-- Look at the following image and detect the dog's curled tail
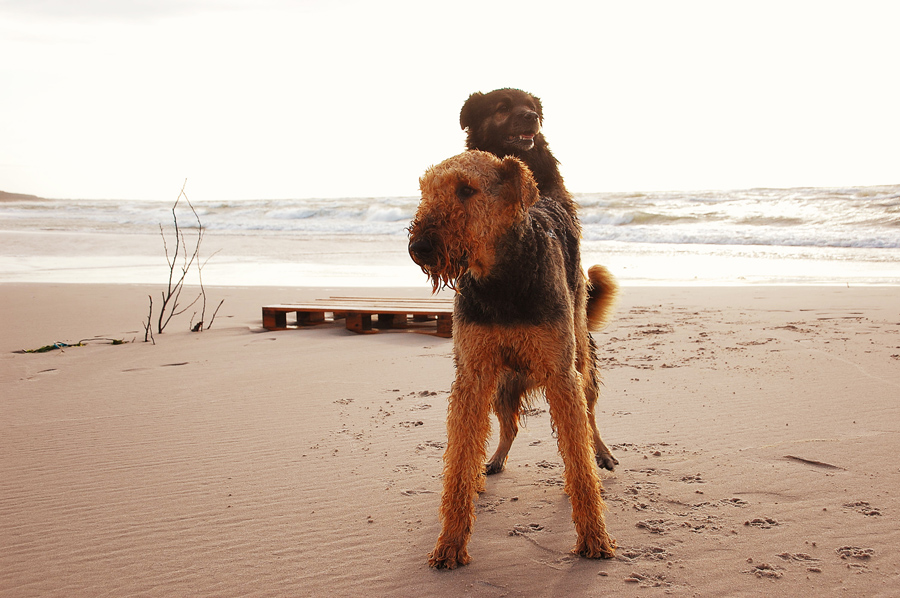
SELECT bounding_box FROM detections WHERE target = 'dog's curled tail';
[586,265,618,331]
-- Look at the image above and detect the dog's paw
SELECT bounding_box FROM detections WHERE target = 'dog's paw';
[595,451,619,471]
[428,542,471,569]
[484,459,505,475]
[573,532,617,560]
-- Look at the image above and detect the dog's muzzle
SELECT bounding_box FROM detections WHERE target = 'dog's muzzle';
[504,110,540,151]
[408,237,436,267]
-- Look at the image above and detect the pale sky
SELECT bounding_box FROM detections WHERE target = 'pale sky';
[1,0,898,201]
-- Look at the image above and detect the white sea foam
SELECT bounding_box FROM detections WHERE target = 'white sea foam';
[2,184,899,285]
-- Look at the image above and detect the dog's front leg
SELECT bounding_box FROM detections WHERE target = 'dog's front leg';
[546,369,617,559]
[428,369,495,569]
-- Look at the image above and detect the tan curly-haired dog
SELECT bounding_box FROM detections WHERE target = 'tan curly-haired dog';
[408,150,617,569]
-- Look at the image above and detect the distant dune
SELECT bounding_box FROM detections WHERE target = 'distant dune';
[0,190,45,201]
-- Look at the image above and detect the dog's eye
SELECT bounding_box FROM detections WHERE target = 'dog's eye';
[456,184,478,201]
[496,103,509,114]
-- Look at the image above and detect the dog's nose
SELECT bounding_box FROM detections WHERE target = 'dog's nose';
[523,110,539,122]
[409,238,435,264]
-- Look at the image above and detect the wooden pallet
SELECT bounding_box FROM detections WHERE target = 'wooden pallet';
[262,297,454,337]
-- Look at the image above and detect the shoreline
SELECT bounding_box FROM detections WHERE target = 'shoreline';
[3,227,899,287]
[2,282,899,596]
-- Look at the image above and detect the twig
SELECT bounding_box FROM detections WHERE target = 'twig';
[783,455,846,470]
[206,299,225,330]
[143,294,155,344]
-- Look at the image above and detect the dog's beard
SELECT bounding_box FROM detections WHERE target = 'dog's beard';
[409,233,468,293]
[419,253,467,294]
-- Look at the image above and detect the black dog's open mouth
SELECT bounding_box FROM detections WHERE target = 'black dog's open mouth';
[504,132,536,150]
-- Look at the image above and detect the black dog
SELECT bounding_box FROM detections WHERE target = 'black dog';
[458,88,619,474]
[460,88,573,214]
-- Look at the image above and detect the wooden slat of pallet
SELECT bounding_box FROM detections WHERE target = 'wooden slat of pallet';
[264,302,451,314]
[316,297,454,310]
[262,298,454,337]
[324,296,453,304]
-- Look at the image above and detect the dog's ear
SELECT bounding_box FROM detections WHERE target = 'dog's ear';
[497,156,539,210]
[460,92,485,130]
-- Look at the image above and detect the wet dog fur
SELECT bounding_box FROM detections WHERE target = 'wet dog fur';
[408,150,617,568]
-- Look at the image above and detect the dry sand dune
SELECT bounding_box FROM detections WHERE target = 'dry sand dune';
[1,283,898,597]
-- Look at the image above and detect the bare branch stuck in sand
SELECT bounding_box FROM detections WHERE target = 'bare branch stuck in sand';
[143,180,223,339]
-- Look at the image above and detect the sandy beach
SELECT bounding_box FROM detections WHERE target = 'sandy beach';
[1,282,898,597]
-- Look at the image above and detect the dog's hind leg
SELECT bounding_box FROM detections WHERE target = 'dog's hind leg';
[584,350,618,471]
[486,373,526,475]
[587,395,618,471]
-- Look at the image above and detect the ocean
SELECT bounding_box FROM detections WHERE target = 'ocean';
[1,184,898,287]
